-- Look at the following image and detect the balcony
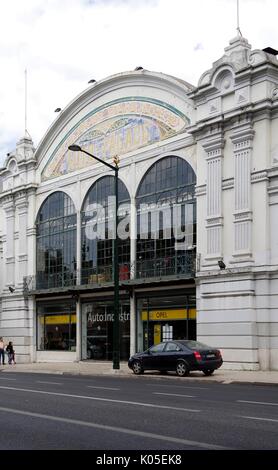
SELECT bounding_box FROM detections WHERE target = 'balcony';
[23,253,195,294]
[136,252,195,281]
[81,263,130,285]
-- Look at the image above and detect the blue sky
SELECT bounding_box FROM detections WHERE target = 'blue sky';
[0,0,278,166]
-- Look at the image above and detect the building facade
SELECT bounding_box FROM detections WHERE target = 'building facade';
[1,35,278,369]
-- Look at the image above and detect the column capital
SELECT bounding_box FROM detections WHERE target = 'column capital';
[230,124,255,147]
[202,134,225,159]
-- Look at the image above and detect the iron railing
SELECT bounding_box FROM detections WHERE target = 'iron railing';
[136,252,195,280]
[23,252,195,293]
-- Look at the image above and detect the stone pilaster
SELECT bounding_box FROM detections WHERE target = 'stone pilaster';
[230,124,255,262]
[3,195,15,288]
[15,191,29,287]
[202,133,225,265]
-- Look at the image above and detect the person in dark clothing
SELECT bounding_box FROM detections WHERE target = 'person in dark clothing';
[6,341,16,365]
[0,337,5,365]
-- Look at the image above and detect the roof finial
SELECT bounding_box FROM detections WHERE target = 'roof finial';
[236,0,243,37]
[25,69,27,134]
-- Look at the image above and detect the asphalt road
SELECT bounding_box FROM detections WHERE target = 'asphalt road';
[0,371,277,450]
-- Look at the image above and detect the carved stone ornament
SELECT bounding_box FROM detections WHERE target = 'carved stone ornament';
[235,87,250,105]
[198,70,211,87]
[271,88,278,100]
[214,69,234,93]
[248,50,266,66]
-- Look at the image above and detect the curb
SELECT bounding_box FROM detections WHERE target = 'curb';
[1,367,278,385]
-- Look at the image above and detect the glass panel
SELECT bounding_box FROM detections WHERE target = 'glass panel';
[37,301,76,351]
[81,176,130,284]
[165,342,180,352]
[36,192,77,289]
[136,156,196,279]
[84,300,130,360]
[149,343,165,353]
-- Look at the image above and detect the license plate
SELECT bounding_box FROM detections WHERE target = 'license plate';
[206,354,215,358]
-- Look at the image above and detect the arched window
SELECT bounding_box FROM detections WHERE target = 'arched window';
[36,192,77,289]
[136,156,196,279]
[81,176,130,284]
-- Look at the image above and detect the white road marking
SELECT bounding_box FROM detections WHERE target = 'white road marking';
[36,381,62,386]
[87,386,120,391]
[146,384,209,390]
[0,406,231,450]
[0,377,17,381]
[0,385,200,413]
[240,416,278,423]
[237,400,278,407]
[153,392,195,398]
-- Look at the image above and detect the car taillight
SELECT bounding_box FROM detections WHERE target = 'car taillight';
[216,350,222,358]
[194,351,202,361]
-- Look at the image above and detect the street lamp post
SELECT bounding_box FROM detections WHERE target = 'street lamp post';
[68,144,120,370]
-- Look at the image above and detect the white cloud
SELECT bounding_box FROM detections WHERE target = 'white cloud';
[0,0,278,166]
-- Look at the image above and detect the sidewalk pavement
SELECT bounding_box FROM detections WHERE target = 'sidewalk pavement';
[1,361,278,385]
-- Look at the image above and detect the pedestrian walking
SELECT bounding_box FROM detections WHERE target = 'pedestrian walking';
[0,337,5,365]
[6,341,16,364]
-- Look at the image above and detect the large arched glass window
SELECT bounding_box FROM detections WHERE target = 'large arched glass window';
[136,156,196,279]
[81,176,130,284]
[36,192,77,289]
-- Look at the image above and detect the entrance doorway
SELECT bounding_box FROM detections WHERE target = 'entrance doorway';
[81,299,130,361]
[137,294,196,351]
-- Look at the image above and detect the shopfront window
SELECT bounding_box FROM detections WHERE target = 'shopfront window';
[137,294,196,352]
[136,156,196,279]
[82,299,130,360]
[36,192,77,289]
[81,176,130,285]
[37,301,76,351]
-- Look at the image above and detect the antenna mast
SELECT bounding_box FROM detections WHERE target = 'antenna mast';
[236,0,242,37]
[24,68,28,135]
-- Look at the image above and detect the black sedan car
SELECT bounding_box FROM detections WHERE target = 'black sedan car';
[128,340,223,377]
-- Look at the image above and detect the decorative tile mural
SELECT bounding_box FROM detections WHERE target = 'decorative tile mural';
[42,97,189,181]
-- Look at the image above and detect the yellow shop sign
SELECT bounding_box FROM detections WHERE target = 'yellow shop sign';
[41,314,77,325]
[141,308,196,321]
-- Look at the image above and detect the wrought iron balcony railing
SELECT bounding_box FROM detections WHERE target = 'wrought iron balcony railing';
[23,253,195,293]
[81,263,130,285]
[136,252,195,280]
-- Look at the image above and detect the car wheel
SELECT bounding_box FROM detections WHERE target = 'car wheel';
[203,369,214,376]
[132,360,144,375]
[176,360,189,377]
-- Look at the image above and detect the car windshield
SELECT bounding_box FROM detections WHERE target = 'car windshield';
[177,340,213,350]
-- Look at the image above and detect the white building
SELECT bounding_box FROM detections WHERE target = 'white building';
[1,35,278,370]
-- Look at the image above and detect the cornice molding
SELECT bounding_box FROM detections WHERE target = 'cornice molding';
[27,227,36,237]
[251,170,269,184]
[222,178,234,190]
[230,127,255,146]
[0,184,38,204]
[195,185,206,196]
[202,134,225,156]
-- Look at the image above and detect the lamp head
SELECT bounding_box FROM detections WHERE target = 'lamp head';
[68,145,82,152]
